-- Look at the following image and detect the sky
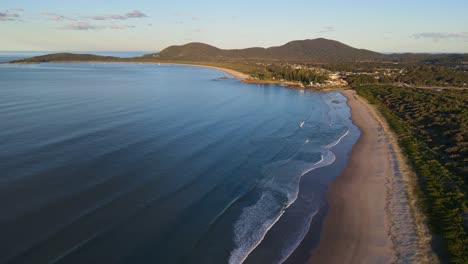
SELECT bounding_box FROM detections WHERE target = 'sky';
[1,0,467,53]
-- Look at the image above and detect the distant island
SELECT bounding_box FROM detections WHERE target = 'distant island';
[9,38,468,89]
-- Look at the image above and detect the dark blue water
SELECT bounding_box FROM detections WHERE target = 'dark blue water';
[0,63,356,264]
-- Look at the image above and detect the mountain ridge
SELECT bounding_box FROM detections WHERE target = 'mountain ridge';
[147,38,385,63]
[9,38,468,65]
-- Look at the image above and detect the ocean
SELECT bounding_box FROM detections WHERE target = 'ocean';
[0,62,358,264]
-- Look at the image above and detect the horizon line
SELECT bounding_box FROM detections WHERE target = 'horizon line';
[1,50,467,55]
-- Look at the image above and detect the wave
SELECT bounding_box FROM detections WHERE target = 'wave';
[229,192,285,264]
[277,205,320,263]
[228,127,350,264]
[324,128,350,150]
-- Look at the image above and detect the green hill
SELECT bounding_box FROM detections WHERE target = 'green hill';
[147,38,384,63]
[9,53,124,63]
[8,38,468,65]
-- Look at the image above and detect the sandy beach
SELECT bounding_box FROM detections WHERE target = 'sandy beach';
[154,62,250,79]
[200,65,250,79]
[307,90,435,264]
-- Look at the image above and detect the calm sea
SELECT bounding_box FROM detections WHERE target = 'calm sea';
[0,63,357,264]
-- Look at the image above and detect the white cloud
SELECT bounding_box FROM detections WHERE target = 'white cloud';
[88,10,147,20]
[62,22,99,30]
[109,24,135,30]
[318,26,335,33]
[0,10,21,21]
[61,22,135,30]
[412,32,468,40]
[42,12,75,22]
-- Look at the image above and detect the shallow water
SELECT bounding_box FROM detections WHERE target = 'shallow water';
[0,63,355,264]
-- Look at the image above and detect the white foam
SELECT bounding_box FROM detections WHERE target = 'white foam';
[229,192,285,264]
[228,154,331,264]
[278,205,320,263]
[228,128,350,264]
[324,128,350,150]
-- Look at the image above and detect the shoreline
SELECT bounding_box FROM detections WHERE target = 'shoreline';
[4,60,345,89]
[153,62,250,79]
[245,91,360,264]
[306,90,435,263]
[4,60,251,80]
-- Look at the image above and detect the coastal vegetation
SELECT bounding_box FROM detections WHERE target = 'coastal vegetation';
[345,64,468,88]
[356,86,468,263]
[252,64,329,85]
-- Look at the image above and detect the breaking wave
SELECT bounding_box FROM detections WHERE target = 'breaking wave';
[228,127,350,264]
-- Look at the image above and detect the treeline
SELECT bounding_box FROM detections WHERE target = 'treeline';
[253,64,329,85]
[397,65,467,87]
[345,65,468,87]
[356,86,467,263]
[324,62,402,72]
[346,74,386,86]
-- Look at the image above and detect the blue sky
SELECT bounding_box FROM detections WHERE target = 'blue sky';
[1,0,467,52]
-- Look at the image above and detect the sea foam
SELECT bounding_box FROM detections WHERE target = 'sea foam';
[228,126,350,264]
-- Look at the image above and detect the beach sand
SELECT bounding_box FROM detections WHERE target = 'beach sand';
[155,62,250,79]
[306,90,435,264]
[194,65,249,79]
[206,66,250,79]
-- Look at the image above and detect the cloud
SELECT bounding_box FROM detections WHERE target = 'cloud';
[42,12,75,21]
[412,32,468,40]
[0,10,22,21]
[109,24,135,30]
[61,22,135,30]
[62,22,99,30]
[123,10,146,18]
[88,10,147,20]
[318,26,335,33]
[185,28,202,34]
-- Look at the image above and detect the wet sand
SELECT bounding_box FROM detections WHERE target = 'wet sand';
[307,90,435,264]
